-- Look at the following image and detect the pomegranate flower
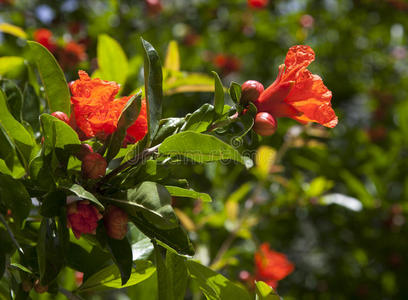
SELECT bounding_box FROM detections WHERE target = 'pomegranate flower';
[69,71,148,142]
[103,205,128,240]
[67,200,102,239]
[254,243,294,289]
[33,28,57,53]
[254,45,338,128]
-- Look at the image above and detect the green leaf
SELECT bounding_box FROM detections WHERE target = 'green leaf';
[186,260,250,300]
[106,93,142,162]
[255,281,280,300]
[37,218,66,285]
[159,131,244,164]
[40,190,66,217]
[22,84,41,131]
[141,38,163,143]
[166,251,188,300]
[0,174,30,227]
[0,79,23,122]
[165,41,180,72]
[60,183,104,209]
[153,242,171,300]
[28,41,71,115]
[165,186,212,202]
[163,72,214,95]
[0,89,34,169]
[106,181,177,229]
[0,23,27,39]
[106,236,133,285]
[97,34,129,86]
[131,215,194,256]
[153,117,185,145]
[229,81,241,105]
[212,71,224,116]
[0,56,25,79]
[182,104,215,133]
[78,260,155,293]
[0,124,16,170]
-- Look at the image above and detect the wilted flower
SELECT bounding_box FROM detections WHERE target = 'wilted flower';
[69,70,148,142]
[254,45,338,128]
[254,243,294,289]
[67,200,102,239]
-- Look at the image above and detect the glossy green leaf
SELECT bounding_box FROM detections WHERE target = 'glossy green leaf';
[0,174,30,227]
[97,34,129,86]
[106,93,142,162]
[165,40,180,72]
[106,181,177,229]
[37,218,67,285]
[255,281,280,300]
[186,260,250,300]
[166,251,188,300]
[141,38,163,143]
[0,89,34,169]
[0,124,16,170]
[0,79,23,123]
[159,131,244,164]
[106,236,133,285]
[165,186,212,202]
[153,117,185,145]
[182,104,215,133]
[229,81,241,105]
[22,84,41,131]
[78,260,155,293]
[131,214,194,256]
[28,41,71,115]
[153,243,172,300]
[60,183,104,209]
[212,71,224,116]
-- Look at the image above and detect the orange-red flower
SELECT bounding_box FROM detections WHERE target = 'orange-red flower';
[33,28,57,53]
[254,243,294,289]
[248,0,269,9]
[67,200,102,239]
[69,71,148,142]
[254,45,338,128]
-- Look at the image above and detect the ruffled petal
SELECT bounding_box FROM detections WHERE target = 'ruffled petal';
[283,45,315,82]
[286,70,338,128]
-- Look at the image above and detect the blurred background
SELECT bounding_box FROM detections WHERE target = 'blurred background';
[1,0,408,299]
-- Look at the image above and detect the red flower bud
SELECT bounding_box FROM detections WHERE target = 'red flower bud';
[81,153,107,179]
[34,280,48,294]
[240,80,264,104]
[104,205,128,240]
[76,143,93,161]
[253,112,277,136]
[248,0,269,9]
[51,111,69,124]
[67,200,103,239]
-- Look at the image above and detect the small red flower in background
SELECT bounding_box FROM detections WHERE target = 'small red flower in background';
[248,0,269,9]
[33,28,57,53]
[254,45,338,128]
[75,271,84,286]
[145,0,163,15]
[67,200,103,239]
[69,71,148,142]
[213,54,241,76]
[300,14,314,29]
[254,243,294,289]
[58,41,87,70]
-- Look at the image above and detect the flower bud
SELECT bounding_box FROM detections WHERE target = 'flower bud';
[104,205,128,240]
[253,112,277,136]
[51,111,69,124]
[34,280,48,294]
[67,200,103,239]
[76,143,93,161]
[240,80,264,105]
[81,153,107,179]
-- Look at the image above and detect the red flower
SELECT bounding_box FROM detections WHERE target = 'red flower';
[58,41,87,69]
[248,0,269,9]
[254,45,338,128]
[103,205,128,240]
[67,200,102,239]
[33,28,57,53]
[69,71,148,142]
[254,243,294,289]
[213,54,241,75]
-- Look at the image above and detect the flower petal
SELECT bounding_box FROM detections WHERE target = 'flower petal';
[283,45,315,82]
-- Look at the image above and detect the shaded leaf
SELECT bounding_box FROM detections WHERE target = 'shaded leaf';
[0,79,23,122]
[60,183,104,209]
[212,71,224,116]
[165,186,212,202]
[182,104,215,133]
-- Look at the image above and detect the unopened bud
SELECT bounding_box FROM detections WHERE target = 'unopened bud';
[81,153,107,179]
[104,205,128,240]
[76,143,93,161]
[253,112,277,136]
[240,80,264,105]
[51,111,69,124]
[34,280,48,294]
